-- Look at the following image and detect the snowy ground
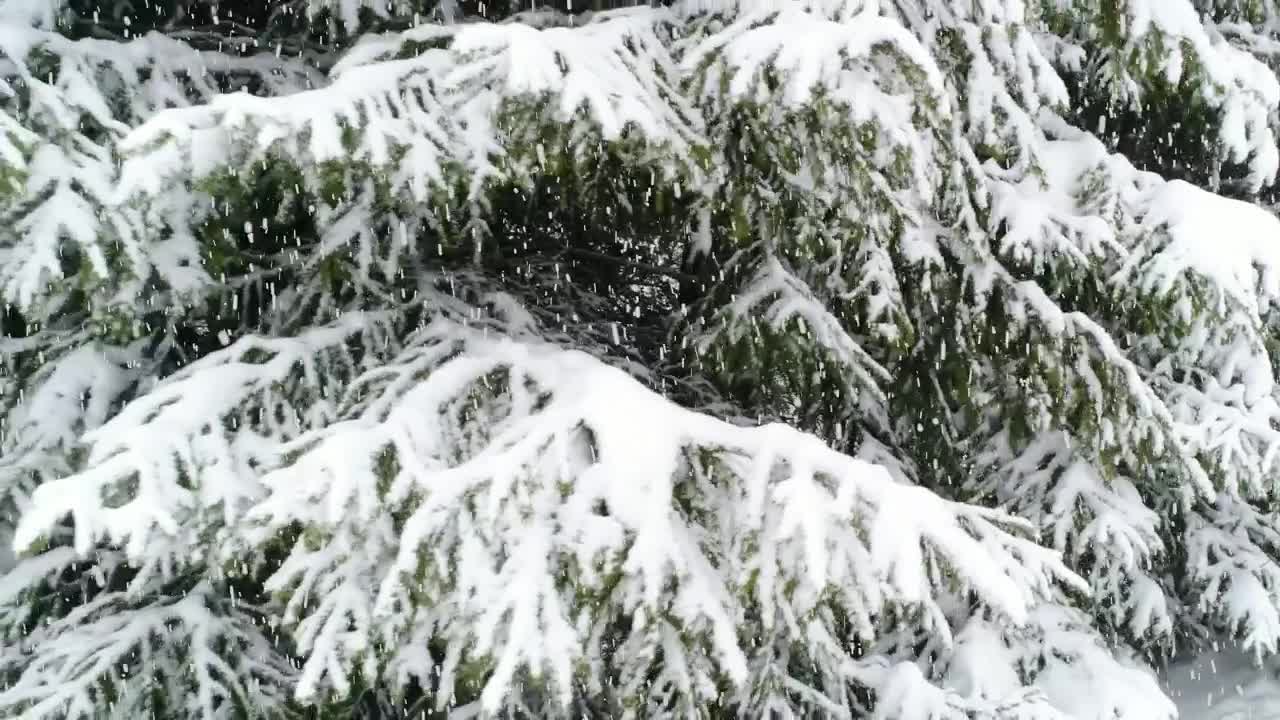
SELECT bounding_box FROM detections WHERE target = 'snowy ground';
[1166,647,1280,719]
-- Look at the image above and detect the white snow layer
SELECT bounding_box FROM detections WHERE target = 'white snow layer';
[10,0,1280,717]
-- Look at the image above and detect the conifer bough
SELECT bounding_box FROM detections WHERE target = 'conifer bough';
[3,0,1280,717]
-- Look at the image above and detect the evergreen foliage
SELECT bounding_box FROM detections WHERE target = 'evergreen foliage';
[5,0,1280,718]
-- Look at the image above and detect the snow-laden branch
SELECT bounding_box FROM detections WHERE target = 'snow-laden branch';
[0,24,321,312]
[13,311,394,561]
[0,572,296,720]
[12,316,1080,712]
[121,11,698,207]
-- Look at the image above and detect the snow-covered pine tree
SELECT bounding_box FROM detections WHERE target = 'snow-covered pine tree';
[5,0,1280,718]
